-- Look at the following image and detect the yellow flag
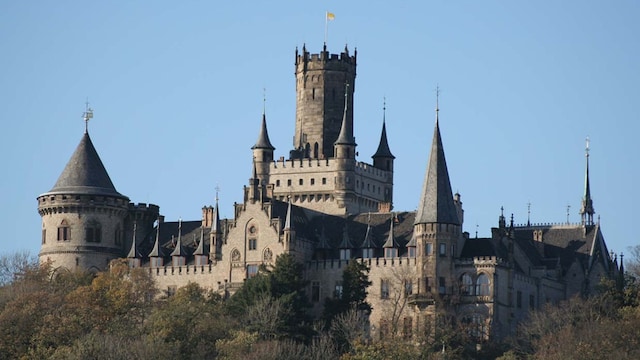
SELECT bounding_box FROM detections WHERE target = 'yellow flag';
[327,12,335,21]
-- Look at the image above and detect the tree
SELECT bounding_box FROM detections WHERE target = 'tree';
[147,282,232,359]
[323,260,372,325]
[226,253,312,340]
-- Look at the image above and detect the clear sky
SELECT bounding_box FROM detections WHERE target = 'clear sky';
[1,1,638,260]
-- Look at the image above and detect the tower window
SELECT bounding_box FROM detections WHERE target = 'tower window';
[276,179,281,187]
[439,243,446,257]
[311,281,321,302]
[287,179,292,186]
[311,178,315,186]
[312,88,315,100]
[425,243,433,255]
[299,179,304,185]
[322,178,326,185]
[249,238,257,250]
[85,222,102,243]
[57,220,70,241]
[42,229,46,244]
[115,228,122,246]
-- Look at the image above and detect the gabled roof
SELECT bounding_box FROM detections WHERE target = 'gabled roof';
[45,132,127,198]
[415,120,459,225]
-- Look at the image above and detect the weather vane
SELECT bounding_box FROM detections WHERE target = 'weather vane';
[83,99,93,133]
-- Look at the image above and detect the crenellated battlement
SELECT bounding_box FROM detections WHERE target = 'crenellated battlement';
[295,48,356,68]
[307,256,417,271]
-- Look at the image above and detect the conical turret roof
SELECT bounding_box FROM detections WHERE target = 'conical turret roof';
[415,119,460,225]
[334,88,356,146]
[251,113,275,150]
[45,132,126,198]
[372,120,394,159]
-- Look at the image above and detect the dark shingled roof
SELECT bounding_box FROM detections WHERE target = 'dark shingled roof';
[372,121,395,159]
[252,113,275,150]
[415,121,459,225]
[45,132,126,198]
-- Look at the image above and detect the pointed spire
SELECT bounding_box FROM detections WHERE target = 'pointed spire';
[149,217,164,257]
[171,218,185,256]
[339,221,353,249]
[361,213,374,248]
[334,83,356,146]
[252,102,275,150]
[372,99,395,159]
[193,225,206,255]
[414,93,460,225]
[284,196,293,231]
[127,221,139,258]
[383,214,398,248]
[580,137,595,225]
[211,189,220,234]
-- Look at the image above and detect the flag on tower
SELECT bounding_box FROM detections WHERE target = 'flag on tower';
[327,12,335,21]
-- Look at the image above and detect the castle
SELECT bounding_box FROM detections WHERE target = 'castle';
[37,43,622,341]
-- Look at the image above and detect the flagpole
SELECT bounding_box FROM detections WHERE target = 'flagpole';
[324,11,328,45]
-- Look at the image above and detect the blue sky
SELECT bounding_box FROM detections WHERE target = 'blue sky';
[1,1,638,259]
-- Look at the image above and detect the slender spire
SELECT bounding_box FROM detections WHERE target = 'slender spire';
[580,137,595,225]
[171,218,185,257]
[334,83,356,146]
[211,187,220,233]
[339,221,353,249]
[149,217,164,257]
[127,221,138,258]
[383,214,398,248]
[415,91,460,225]
[284,196,293,230]
[252,105,275,150]
[193,224,206,255]
[372,98,395,159]
[361,213,374,248]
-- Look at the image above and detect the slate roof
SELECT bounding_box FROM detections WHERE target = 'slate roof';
[415,120,459,225]
[372,121,395,159]
[44,132,127,199]
[252,113,275,150]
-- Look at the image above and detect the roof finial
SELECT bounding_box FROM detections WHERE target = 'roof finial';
[215,184,220,203]
[83,99,93,134]
[435,85,440,124]
[527,201,532,226]
[585,136,590,158]
[382,95,387,128]
[566,204,571,224]
[262,87,266,115]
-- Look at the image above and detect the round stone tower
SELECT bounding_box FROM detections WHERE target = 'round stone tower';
[293,44,356,159]
[37,127,130,272]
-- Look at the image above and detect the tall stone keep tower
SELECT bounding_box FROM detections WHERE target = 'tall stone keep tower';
[293,44,356,159]
[37,111,130,272]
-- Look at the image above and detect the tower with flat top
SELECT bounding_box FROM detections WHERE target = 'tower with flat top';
[252,44,394,215]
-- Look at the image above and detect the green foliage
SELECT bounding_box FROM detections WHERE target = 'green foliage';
[146,282,232,359]
[226,253,313,341]
[323,260,372,327]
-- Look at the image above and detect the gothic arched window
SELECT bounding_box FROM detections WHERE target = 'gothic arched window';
[476,273,490,296]
[461,273,474,295]
[57,219,71,241]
